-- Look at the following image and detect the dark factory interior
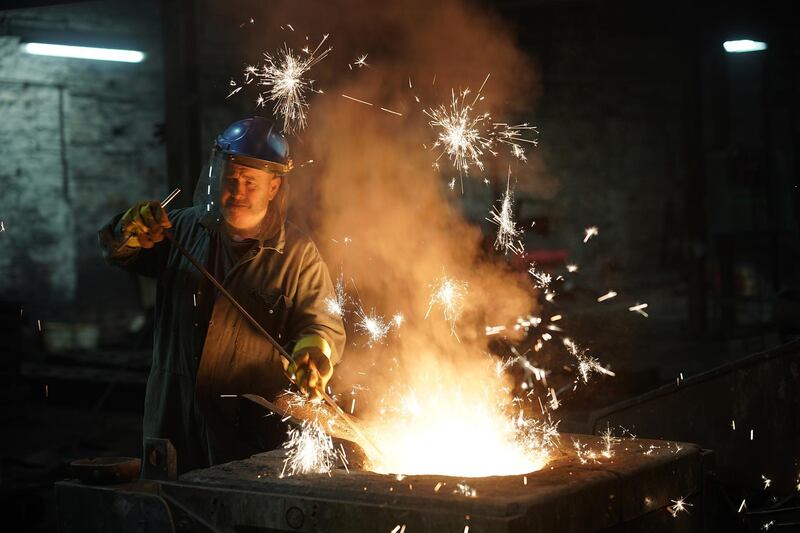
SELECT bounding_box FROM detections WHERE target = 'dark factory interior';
[0,0,798,532]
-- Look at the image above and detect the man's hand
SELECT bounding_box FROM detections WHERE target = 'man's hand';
[283,341,333,399]
[120,200,172,249]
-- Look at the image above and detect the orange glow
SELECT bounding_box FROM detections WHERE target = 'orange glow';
[362,353,553,477]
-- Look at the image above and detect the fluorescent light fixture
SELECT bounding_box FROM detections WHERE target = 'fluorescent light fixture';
[21,42,145,63]
[723,40,767,53]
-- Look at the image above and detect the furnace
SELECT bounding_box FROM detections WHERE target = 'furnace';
[56,434,708,532]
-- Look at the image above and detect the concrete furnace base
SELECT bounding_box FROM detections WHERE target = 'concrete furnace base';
[56,434,710,532]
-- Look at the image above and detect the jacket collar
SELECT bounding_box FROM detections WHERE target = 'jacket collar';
[199,208,286,253]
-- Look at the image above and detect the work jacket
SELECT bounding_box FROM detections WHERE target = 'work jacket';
[99,205,345,473]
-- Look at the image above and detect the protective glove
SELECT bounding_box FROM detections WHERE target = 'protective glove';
[283,336,334,399]
[119,200,172,249]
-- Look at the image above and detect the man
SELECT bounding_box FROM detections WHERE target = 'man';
[99,117,345,473]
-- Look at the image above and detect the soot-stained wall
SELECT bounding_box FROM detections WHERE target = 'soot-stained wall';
[0,1,166,319]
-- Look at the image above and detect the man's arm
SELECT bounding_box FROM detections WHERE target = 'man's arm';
[285,242,346,396]
[289,241,346,362]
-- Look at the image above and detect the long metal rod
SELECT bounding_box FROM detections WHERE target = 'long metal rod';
[161,231,385,461]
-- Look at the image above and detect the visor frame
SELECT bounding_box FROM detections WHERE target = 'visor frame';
[217,148,294,176]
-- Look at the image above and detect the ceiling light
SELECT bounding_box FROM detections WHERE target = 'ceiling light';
[21,42,145,63]
[723,40,767,54]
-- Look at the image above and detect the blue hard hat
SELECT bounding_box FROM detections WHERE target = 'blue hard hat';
[214,117,293,174]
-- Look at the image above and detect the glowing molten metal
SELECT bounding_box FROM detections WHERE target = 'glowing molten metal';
[359,356,555,477]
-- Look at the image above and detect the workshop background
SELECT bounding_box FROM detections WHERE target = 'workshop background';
[0,0,798,531]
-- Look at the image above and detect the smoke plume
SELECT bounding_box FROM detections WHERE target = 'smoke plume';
[250,0,547,444]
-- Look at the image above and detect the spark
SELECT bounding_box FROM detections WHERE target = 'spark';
[494,123,539,161]
[528,263,552,289]
[392,313,405,328]
[425,275,468,337]
[573,439,599,464]
[353,53,369,68]
[731,420,736,430]
[280,419,340,476]
[226,86,242,99]
[566,264,578,272]
[762,521,774,530]
[548,387,560,410]
[425,85,493,176]
[550,314,562,321]
[514,314,542,332]
[583,226,599,243]
[324,273,348,319]
[380,107,403,116]
[0,221,5,232]
[600,426,619,458]
[629,302,649,317]
[738,499,747,513]
[339,95,401,116]
[487,171,524,255]
[668,497,692,517]
[510,355,548,384]
[750,429,754,441]
[390,526,406,533]
[249,35,332,133]
[37,319,41,332]
[448,178,456,190]
[762,474,771,489]
[355,307,391,346]
[454,483,477,497]
[341,93,374,107]
[485,325,506,336]
[597,291,617,302]
[564,338,615,384]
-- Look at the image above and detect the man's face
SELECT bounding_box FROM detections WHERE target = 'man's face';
[220,162,281,233]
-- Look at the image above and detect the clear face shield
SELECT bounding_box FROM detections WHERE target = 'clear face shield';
[193,149,228,220]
